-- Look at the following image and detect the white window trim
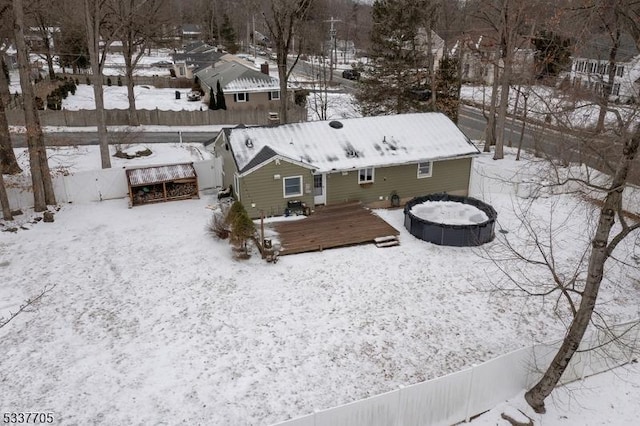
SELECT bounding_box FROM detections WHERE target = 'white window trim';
[358,167,374,184]
[270,90,280,100]
[417,161,433,179]
[283,175,303,198]
[235,92,248,103]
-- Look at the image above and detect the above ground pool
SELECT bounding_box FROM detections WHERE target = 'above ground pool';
[404,194,497,246]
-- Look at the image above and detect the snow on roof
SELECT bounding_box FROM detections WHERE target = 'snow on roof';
[195,61,279,93]
[126,163,196,186]
[227,113,479,174]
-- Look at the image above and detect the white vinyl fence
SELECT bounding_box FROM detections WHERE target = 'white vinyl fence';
[6,158,222,210]
[271,320,639,426]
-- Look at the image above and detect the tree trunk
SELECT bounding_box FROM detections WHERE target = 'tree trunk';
[509,86,521,148]
[85,0,112,169]
[124,45,140,126]
[13,0,56,211]
[494,57,512,160]
[0,170,12,220]
[483,62,500,153]
[277,41,288,124]
[525,127,640,413]
[595,30,620,134]
[0,57,22,174]
[516,94,528,161]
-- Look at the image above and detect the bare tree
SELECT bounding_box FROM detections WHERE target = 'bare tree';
[12,0,55,210]
[523,127,640,413]
[520,1,640,409]
[263,0,312,124]
[29,0,59,81]
[109,0,169,126]
[84,0,113,168]
[0,56,21,175]
[473,0,533,159]
[0,4,21,174]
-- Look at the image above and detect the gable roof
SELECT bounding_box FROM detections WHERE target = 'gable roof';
[173,43,223,71]
[195,61,280,93]
[225,113,479,175]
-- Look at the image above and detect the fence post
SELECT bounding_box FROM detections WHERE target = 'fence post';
[395,385,404,426]
[464,365,476,423]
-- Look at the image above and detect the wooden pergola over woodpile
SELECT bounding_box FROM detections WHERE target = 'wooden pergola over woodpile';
[271,202,400,255]
[126,163,199,206]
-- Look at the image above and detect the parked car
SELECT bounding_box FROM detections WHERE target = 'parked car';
[342,69,360,80]
[187,91,201,101]
[151,60,173,68]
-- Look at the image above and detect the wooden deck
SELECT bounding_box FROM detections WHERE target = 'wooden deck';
[271,202,400,256]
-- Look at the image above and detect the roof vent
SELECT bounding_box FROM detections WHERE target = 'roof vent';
[329,120,343,129]
[245,137,254,148]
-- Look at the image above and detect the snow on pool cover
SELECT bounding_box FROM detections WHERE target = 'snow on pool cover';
[410,201,489,225]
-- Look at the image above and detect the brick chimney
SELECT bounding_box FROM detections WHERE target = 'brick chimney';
[260,62,269,75]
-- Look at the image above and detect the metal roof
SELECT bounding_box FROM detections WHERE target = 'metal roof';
[126,163,197,186]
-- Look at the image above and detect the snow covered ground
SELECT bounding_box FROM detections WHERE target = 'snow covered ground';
[61,85,206,111]
[1,148,639,425]
[470,361,640,426]
[4,49,640,424]
[11,143,213,174]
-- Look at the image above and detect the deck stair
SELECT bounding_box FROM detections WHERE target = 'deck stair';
[375,235,400,248]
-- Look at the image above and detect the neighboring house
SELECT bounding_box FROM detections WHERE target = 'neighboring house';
[172,42,224,79]
[324,39,357,64]
[195,61,293,121]
[415,29,445,72]
[566,33,640,103]
[456,35,535,85]
[211,113,480,218]
[182,24,202,43]
[24,26,59,54]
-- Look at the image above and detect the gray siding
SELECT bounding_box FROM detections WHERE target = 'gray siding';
[325,157,473,207]
[240,160,314,218]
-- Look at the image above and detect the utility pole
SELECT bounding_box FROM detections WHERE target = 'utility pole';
[252,15,257,61]
[325,16,341,81]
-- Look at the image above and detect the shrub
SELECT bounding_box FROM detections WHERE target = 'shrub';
[46,92,62,110]
[208,203,231,239]
[225,200,245,227]
[107,77,112,86]
[226,201,255,257]
[117,76,123,86]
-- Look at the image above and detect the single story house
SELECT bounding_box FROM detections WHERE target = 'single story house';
[211,112,480,218]
[195,61,303,123]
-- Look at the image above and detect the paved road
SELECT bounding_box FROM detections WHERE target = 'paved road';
[458,104,638,185]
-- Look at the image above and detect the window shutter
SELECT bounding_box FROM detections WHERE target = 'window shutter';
[268,92,272,101]
[233,93,237,102]
[246,93,250,102]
